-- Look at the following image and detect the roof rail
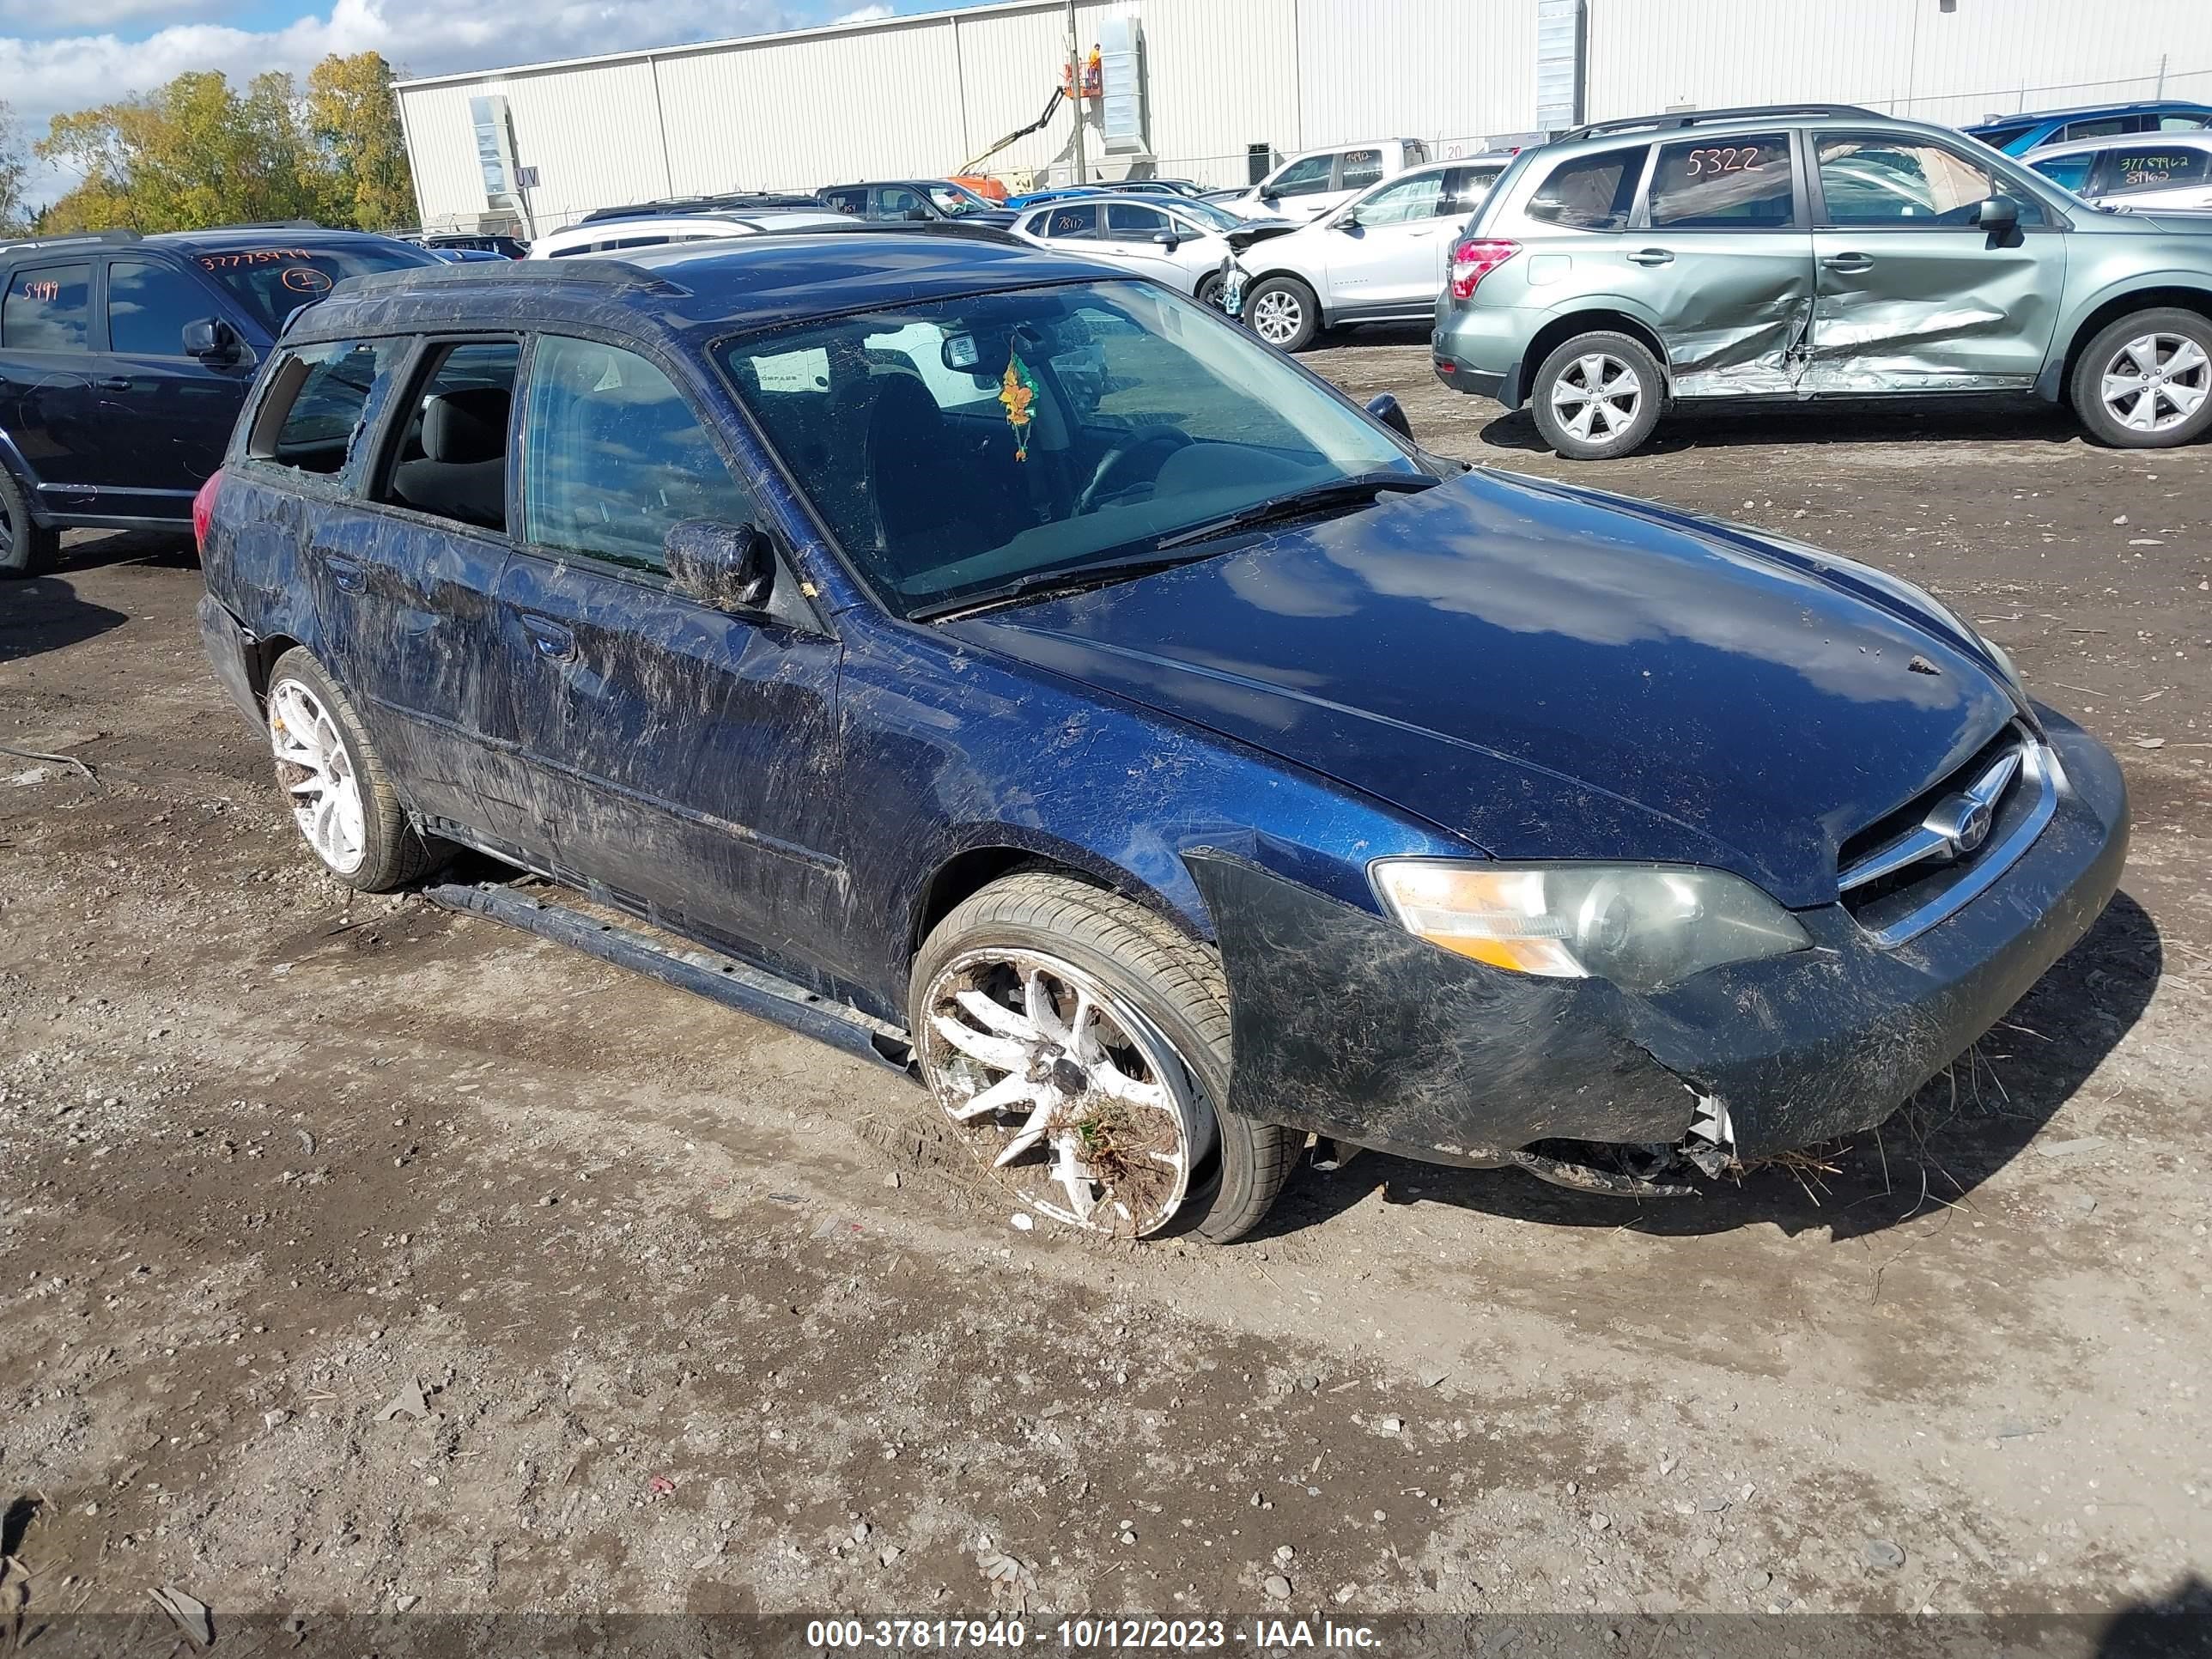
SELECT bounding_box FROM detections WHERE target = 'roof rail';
[189,220,327,232]
[1559,103,1881,141]
[753,219,1027,247]
[0,229,143,255]
[328,258,690,300]
[579,193,823,225]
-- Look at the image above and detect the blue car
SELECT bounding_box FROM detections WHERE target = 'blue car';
[194,232,2128,1242]
[1966,100,2212,155]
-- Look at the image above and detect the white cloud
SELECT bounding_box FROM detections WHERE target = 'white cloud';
[3,0,852,204]
[832,3,894,19]
[0,0,220,27]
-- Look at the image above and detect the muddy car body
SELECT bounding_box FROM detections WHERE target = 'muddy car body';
[197,234,2127,1240]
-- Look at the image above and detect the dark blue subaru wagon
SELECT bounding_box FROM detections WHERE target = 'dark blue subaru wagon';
[197,231,2129,1242]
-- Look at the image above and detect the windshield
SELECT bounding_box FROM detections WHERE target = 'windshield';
[1173,198,1247,232]
[192,241,437,335]
[719,279,1416,617]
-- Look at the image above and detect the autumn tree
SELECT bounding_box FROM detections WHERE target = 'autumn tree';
[33,56,416,235]
[307,53,416,231]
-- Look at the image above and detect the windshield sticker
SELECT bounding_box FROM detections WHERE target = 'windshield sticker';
[999,353,1038,461]
[282,266,334,295]
[197,247,317,270]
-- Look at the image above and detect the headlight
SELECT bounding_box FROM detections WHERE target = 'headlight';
[1370,860,1811,994]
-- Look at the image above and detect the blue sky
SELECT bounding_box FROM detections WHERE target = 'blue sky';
[3,0,964,188]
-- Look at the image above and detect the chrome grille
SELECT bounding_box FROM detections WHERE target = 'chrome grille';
[1836,726,2060,947]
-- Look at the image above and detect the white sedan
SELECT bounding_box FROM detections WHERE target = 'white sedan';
[2029,132,2212,212]
[1011,195,1282,309]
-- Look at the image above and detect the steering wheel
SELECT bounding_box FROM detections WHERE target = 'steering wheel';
[1073,428,1194,515]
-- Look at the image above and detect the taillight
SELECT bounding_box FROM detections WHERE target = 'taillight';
[191,469,222,554]
[1449,238,1520,301]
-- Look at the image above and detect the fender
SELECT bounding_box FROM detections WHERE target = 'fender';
[2038,270,2212,400]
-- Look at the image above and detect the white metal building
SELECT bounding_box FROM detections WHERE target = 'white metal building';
[394,0,2212,235]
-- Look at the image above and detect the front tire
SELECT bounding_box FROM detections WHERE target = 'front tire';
[264,647,444,892]
[1529,330,1666,459]
[1244,276,1321,353]
[909,872,1296,1243]
[0,468,60,579]
[2069,307,2212,448]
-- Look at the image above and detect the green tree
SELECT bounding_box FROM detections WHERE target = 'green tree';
[0,100,31,234]
[307,52,416,231]
[32,56,416,234]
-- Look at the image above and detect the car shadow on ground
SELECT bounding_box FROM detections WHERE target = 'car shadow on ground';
[52,526,198,575]
[1478,395,2083,457]
[0,574,131,666]
[1254,889,2160,1244]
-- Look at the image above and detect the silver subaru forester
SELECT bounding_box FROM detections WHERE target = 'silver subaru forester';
[1432,102,2212,459]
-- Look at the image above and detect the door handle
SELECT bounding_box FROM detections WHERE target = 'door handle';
[322,554,365,593]
[1627,248,1674,265]
[1822,252,1874,272]
[96,377,132,392]
[520,614,576,662]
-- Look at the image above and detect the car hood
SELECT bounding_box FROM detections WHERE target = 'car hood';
[943,470,2021,908]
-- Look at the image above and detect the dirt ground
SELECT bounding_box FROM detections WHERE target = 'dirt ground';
[3,334,2209,1648]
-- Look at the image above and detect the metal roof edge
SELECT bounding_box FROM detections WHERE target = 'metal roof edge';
[392,0,1058,94]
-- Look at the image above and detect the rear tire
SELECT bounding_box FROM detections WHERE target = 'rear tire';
[0,468,60,579]
[909,872,1297,1243]
[1529,330,1666,460]
[1244,276,1321,353]
[2069,307,2212,448]
[264,647,445,893]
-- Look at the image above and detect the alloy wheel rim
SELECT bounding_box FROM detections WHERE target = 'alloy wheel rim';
[1551,352,1643,443]
[921,948,1209,1237]
[268,678,368,875]
[2100,332,2209,434]
[1251,289,1302,343]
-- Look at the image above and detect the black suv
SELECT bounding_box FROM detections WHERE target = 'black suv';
[0,224,436,575]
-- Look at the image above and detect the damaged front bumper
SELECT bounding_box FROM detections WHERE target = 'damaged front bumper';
[1186,709,2128,1177]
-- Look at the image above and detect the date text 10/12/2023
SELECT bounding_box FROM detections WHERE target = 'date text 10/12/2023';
[804,1620,1383,1651]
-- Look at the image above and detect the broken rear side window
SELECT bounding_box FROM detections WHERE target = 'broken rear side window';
[254,339,407,478]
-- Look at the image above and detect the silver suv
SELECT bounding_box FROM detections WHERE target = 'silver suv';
[1433,103,2212,459]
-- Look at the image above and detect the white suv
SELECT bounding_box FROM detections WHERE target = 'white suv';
[1235,160,1510,351]
[1218,139,1431,223]
[528,210,848,259]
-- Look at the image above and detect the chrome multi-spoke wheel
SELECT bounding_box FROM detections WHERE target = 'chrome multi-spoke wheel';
[269,678,368,875]
[1249,288,1302,344]
[2100,331,2209,434]
[1550,351,1644,443]
[921,947,1210,1236]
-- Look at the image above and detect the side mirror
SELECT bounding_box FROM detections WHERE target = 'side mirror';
[1978,193,2021,233]
[183,318,240,362]
[904,207,931,222]
[1152,228,1181,249]
[1365,392,1414,441]
[1336,210,1362,231]
[665,520,775,613]
[1258,187,1279,203]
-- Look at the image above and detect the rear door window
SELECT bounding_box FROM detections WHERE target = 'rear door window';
[2103,145,2210,195]
[373,340,520,532]
[106,260,215,356]
[822,188,866,216]
[1647,133,1796,228]
[1043,203,1103,240]
[1336,148,1386,191]
[1449,166,1506,215]
[3,264,94,351]
[1525,147,1646,230]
